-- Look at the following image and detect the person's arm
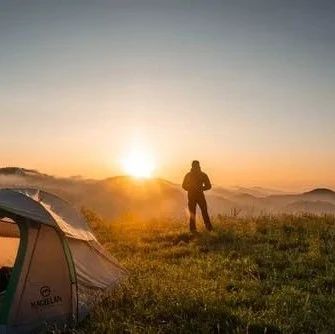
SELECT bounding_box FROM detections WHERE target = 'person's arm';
[203,173,212,191]
[182,174,190,191]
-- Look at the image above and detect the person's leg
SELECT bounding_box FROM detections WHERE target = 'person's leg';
[188,196,197,232]
[198,194,213,231]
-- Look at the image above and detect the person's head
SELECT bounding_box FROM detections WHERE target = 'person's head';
[191,160,201,171]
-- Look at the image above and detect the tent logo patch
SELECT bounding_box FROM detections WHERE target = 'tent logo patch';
[31,286,62,309]
[40,286,51,298]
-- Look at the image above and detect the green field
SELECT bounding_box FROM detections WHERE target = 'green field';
[79,213,335,333]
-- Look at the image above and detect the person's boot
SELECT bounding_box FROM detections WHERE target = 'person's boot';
[205,222,213,231]
[190,221,197,233]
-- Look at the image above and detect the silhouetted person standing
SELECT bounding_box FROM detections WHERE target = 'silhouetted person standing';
[182,161,213,232]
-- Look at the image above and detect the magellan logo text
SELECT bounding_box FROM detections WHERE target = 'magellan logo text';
[31,286,62,308]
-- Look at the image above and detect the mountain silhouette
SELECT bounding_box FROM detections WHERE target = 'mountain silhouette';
[0,167,334,219]
[304,188,335,195]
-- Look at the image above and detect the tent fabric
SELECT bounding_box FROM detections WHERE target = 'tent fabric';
[13,189,95,241]
[0,190,55,227]
[5,226,40,328]
[0,238,19,268]
[0,221,19,238]
[0,188,126,333]
[10,225,73,326]
[69,239,125,289]
[0,221,20,268]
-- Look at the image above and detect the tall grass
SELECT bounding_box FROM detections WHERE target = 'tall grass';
[79,212,335,333]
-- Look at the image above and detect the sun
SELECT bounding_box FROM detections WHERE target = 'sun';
[122,149,155,178]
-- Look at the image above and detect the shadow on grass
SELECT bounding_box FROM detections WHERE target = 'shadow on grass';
[143,232,195,245]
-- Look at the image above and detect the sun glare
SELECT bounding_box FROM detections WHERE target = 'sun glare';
[122,149,155,178]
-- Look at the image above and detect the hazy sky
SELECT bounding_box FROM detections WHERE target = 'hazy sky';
[1,0,335,190]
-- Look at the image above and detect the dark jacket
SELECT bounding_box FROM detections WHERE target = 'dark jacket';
[182,168,212,194]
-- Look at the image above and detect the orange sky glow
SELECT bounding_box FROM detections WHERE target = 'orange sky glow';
[1,1,335,191]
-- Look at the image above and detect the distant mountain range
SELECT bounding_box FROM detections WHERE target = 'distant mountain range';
[1,167,334,220]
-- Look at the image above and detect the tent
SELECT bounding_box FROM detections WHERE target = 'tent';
[0,188,126,333]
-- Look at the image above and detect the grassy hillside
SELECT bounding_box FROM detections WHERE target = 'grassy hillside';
[79,213,335,333]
